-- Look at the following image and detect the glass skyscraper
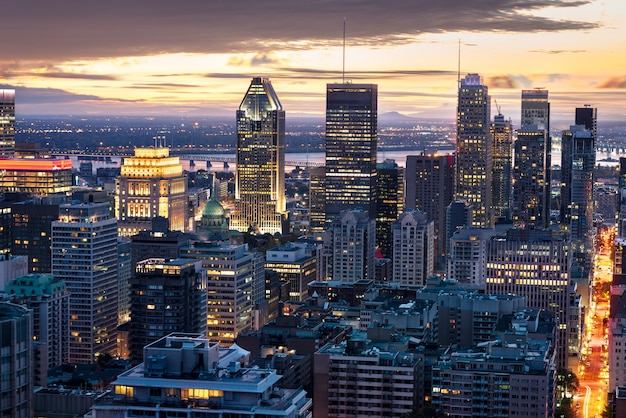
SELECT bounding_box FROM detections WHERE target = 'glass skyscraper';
[230,77,287,235]
[456,74,492,228]
[0,89,15,158]
[324,83,378,226]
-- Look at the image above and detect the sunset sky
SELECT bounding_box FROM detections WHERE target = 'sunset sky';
[2,0,625,124]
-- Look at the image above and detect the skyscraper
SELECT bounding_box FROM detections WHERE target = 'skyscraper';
[325,83,378,225]
[116,147,189,236]
[52,202,118,363]
[332,209,376,283]
[376,159,403,259]
[405,152,455,262]
[515,89,552,229]
[455,74,492,227]
[561,107,597,272]
[391,209,434,287]
[230,77,287,235]
[0,89,15,158]
[490,113,513,222]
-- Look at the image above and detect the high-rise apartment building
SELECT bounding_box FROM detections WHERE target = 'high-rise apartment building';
[519,89,551,229]
[0,303,32,418]
[375,159,403,258]
[5,274,69,386]
[561,108,596,272]
[52,203,118,363]
[490,113,513,221]
[180,242,263,345]
[129,258,207,362]
[0,89,15,158]
[332,209,376,283]
[391,209,434,287]
[456,74,492,228]
[486,229,572,368]
[405,152,455,262]
[512,126,549,228]
[115,147,188,236]
[230,77,287,235]
[325,83,378,225]
[447,228,496,288]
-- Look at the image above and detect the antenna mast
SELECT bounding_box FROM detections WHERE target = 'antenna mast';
[342,17,346,83]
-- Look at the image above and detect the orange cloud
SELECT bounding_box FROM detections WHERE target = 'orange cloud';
[487,75,518,89]
[598,77,626,88]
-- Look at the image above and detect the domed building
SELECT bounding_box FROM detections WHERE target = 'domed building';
[197,193,229,241]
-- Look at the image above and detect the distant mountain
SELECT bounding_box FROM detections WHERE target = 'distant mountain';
[379,111,418,124]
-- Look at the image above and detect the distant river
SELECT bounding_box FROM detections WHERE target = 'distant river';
[69,147,625,174]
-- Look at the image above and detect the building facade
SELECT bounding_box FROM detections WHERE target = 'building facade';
[490,113,513,222]
[324,83,378,225]
[0,159,72,196]
[129,258,207,362]
[0,89,15,158]
[456,74,492,228]
[230,77,287,235]
[116,147,189,236]
[375,159,403,259]
[405,152,455,263]
[331,209,376,283]
[51,202,118,363]
[265,244,316,302]
[391,209,434,287]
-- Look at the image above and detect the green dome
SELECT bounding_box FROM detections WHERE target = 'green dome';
[202,198,225,217]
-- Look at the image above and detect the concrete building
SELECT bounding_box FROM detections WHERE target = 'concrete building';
[91,333,312,418]
[230,77,287,235]
[447,228,496,288]
[181,242,263,345]
[0,158,73,196]
[331,209,376,283]
[265,243,316,302]
[115,146,189,236]
[52,202,118,363]
[129,258,207,362]
[431,314,556,417]
[5,274,69,387]
[0,302,33,418]
[391,209,434,287]
[314,325,422,418]
[405,152,455,263]
[0,254,27,291]
[486,229,572,368]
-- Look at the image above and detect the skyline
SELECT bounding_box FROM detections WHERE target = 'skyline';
[1,0,625,123]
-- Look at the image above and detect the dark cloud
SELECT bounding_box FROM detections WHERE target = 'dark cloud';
[598,77,626,88]
[487,75,519,89]
[130,83,203,89]
[1,0,599,63]
[30,72,117,81]
[0,85,139,104]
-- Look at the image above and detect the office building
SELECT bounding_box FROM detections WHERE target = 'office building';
[332,209,376,283]
[92,334,312,418]
[445,200,472,259]
[181,242,263,345]
[405,152,455,262]
[117,237,131,325]
[376,159,403,259]
[0,159,72,196]
[265,243,316,302]
[456,74,492,228]
[10,200,59,273]
[0,254,27,291]
[486,229,572,368]
[431,314,556,418]
[391,209,434,287]
[230,77,288,235]
[512,126,549,228]
[561,113,596,272]
[5,274,69,386]
[447,228,496,288]
[491,113,513,221]
[609,238,626,393]
[308,166,326,237]
[0,302,33,418]
[129,258,206,362]
[52,202,118,363]
[325,83,378,224]
[115,146,188,236]
[314,325,422,418]
[130,226,189,273]
[0,89,15,158]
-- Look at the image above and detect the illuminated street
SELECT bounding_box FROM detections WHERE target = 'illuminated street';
[577,226,613,417]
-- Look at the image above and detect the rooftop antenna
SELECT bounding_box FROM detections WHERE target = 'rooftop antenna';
[342,17,346,83]
[457,38,461,88]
